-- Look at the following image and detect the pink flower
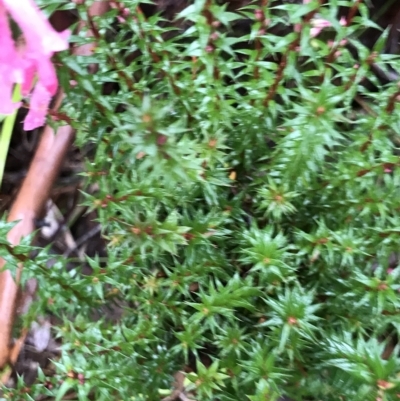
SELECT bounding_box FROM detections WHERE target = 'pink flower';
[310,16,347,38]
[310,18,332,38]
[303,0,347,40]
[0,0,69,130]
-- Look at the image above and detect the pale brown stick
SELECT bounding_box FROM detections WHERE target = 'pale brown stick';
[0,0,110,371]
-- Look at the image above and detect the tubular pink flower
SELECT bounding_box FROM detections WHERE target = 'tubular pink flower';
[0,0,69,130]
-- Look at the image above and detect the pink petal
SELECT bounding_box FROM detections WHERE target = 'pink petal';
[21,46,61,97]
[310,27,323,37]
[0,2,21,114]
[34,55,59,95]
[3,0,69,55]
[0,3,19,69]
[20,59,36,96]
[312,18,332,29]
[23,82,52,130]
[310,18,332,38]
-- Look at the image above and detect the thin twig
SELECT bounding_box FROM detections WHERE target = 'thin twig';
[63,224,101,258]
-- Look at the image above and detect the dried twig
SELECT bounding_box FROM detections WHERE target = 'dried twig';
[63,224,101,258]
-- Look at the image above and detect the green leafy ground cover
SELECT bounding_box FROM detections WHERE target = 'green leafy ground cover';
[3,0,400,400]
